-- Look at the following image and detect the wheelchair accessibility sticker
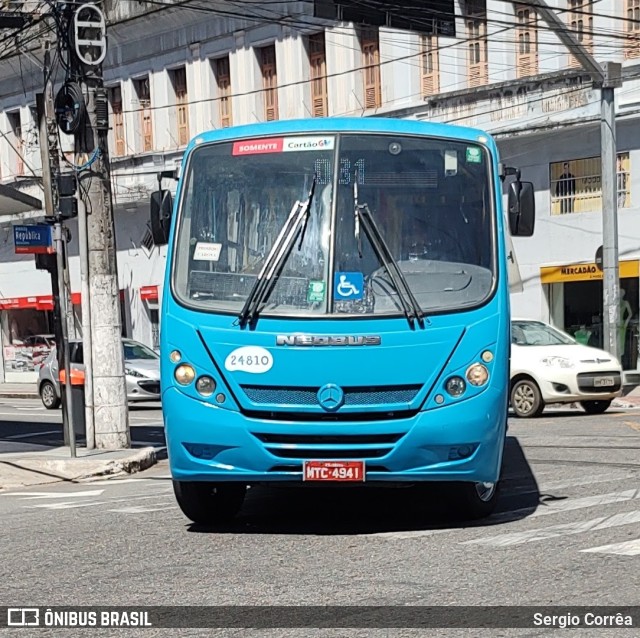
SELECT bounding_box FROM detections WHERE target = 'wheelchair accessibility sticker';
[334,272,364,301]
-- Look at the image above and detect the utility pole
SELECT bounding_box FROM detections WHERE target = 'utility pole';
[69,3,130,448]
[36,40,73,452]
[519,1,622,361]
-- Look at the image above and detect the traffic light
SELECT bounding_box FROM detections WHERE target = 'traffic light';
[57,173,78,219]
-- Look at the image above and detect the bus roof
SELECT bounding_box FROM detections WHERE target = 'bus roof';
[186,117,495,151]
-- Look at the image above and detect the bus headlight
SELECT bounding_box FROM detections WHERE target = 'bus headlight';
[175,364,196,385]
[445,376,466,397]
[196,376,216,397]
[466,363,489,386]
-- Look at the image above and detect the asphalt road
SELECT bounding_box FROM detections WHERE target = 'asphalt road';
[0,398,165,454]
[1,405,640,637]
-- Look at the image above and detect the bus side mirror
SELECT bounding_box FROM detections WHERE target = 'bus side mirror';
[508,180,535,237]
[150,189,173,245]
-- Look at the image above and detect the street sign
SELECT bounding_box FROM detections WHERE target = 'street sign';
[13,225,54,255]
[595,245,603,271]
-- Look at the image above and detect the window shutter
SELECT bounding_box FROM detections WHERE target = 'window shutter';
[626,0,640,58]
[568,0,593,68]
[466,15,488,87]
[309,33,328,117]
[137,78,153,152]
[216,57,233,128]
[173,67,189,146]
[420,36,439,96]
[361,30,381,109]
[261,45,279,121]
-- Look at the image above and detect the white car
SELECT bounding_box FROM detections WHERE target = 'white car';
[510,319,623,418]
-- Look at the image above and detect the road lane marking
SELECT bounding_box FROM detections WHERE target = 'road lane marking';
[25,493,172,510]
[107,506,174,514]
[370,487,640,540]
[2,430,61,440]
[489,489,640,524]
[624,421,640,432]
[508,473,636,495]
[581,538,640,556]
[10,490,104,499]
[461,510,640,547]
[26,501,109,510]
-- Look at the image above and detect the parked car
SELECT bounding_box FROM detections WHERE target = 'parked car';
[510,319,623,418]
[38,339,161,409]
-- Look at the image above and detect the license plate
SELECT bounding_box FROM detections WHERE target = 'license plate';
[594,376,615,387]
[303,460,365,482]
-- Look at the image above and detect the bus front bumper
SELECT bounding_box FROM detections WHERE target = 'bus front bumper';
[163,387,507,485]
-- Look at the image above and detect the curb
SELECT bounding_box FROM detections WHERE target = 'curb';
[0,447,157,490]
[108,447,158,476]
[0,392,40,400]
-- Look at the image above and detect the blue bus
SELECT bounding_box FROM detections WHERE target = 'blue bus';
[150,117,534,524]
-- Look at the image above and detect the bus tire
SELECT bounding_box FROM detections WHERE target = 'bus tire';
[447,480,500,520]
[172,481,246,525]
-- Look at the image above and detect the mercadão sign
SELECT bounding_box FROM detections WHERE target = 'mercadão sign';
[13,224,54,255]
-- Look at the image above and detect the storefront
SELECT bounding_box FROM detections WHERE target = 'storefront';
[542,260,640,372]
[0,295,59,382]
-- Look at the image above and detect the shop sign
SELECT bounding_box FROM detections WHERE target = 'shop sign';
[540,259,640,284]
[13,225,54,255]
[3,345,51,373]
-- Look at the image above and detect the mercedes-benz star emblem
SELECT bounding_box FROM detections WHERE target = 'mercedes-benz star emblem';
[317,383,345,412]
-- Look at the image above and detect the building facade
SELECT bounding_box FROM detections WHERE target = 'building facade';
[0,0,639,381]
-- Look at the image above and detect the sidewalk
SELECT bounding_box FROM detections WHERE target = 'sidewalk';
[0,446,157,491]
[612,384,640,408]
[0,382,39,399]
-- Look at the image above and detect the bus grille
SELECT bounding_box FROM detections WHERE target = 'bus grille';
[252,433,403,461]
[241,384,422,407]
[253,433,404,445]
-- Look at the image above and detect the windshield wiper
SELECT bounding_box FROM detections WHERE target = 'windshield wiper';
[238,174,317,327]
[353,179,425,329]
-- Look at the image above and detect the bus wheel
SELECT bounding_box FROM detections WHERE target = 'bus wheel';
[447,481,500,520]
[172,481,246,525]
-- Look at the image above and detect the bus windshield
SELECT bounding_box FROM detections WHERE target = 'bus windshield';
[173,133,495,317]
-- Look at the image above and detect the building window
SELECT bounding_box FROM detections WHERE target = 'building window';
[361,28,381,109]
[516,4,538,77]
[109,85,125,157]
[171,67,189,147]
[550,152,630,215]
[626,0,640,58]
[134,77,153,152]
[466,1,488,87]
[568,0,593,67]
[7,111,23,176]
[260,45,279,121]
[309,32,328,117]
[420,35,439,96]
[214,56,233,128]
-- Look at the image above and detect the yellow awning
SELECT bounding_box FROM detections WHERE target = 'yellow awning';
[540,260,640,284]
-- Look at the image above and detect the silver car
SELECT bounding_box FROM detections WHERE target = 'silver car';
[38,339,161,409]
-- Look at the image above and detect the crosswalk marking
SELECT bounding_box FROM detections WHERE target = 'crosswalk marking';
[107,506,174,514]
[581,538,640,556]
[27,501,109,510]
[462,510,640,547]
[9,490,104,500]
[487,488,640,524]
[3,430,60,440]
